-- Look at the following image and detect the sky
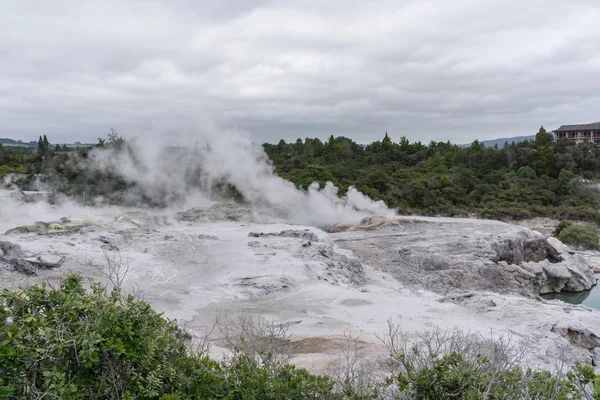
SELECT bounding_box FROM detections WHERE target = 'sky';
[1,0,600,145]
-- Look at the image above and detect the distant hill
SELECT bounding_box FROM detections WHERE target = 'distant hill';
[0,138,93,148]
[458,135,535,149]
[0,138,36,146]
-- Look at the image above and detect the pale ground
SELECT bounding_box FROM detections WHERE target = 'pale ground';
[1,199,599,373]
[513,217,561,238]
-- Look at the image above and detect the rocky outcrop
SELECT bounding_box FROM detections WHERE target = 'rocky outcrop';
[176,204,252,223]
[333,216,597,296]
[1,240,65,276]
[551,324,600,350]
[249,230,320,242]
[0,241,22,258]
[2,254,65,276]
[5,219,83,235]
[547,238,598,292]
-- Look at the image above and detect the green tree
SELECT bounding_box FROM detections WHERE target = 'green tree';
[557,169,576,194]
[381,132,393,150]
[43,135,49,155]
[517,166,537,180]
[398,136,412,153]
[535,126,554,147]
[37,136,44,156]
[533,146,555,177]
[300,164,334,189]
[469,139,484,153]
[293,138,304,155]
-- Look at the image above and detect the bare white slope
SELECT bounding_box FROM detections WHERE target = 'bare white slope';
[1,203,599,372]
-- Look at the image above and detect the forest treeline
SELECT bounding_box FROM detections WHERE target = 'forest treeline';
[1,127,600,221]
[263,127,600,221]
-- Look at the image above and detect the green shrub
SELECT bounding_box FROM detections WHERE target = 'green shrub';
[0,165,26,177]
[558,225,600,250]
[382,325,600,400]
[392,352,582,399]
[2,276,600,399]
[0,276,338,399]
[0,276,201,399]
[554,220,571,237]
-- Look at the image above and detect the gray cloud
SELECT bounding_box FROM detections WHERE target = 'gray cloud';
[1,0,599,145]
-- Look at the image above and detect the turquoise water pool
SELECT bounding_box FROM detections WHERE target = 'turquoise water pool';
[541,276,600,310]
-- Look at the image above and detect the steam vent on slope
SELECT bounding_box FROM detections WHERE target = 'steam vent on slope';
[1,197,600,371]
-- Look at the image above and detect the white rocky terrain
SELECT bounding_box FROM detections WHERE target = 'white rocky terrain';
[1,198,599,372]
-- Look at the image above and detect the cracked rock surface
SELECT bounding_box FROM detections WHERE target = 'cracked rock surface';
[331,216,597,295]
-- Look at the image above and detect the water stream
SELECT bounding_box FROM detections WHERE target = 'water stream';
[541,275,600,310]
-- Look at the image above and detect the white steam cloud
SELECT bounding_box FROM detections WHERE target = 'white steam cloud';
[87,129,395,227]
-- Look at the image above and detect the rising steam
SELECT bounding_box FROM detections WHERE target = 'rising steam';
[86,129,394,227]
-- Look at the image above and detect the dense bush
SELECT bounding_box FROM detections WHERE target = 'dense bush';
[557,225,600,250]
[554,220,571,237]
[0,276,336,399]
[2,276,600,399]
[264,128,600,221]
[381,324,600,400]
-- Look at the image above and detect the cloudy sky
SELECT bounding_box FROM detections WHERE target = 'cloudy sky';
[2,0,600,145]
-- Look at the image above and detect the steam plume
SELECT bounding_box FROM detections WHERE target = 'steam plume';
[86,129,394,227]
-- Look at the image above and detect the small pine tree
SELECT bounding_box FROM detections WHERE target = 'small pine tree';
[37,136,44,157]
[382,132,393,150]
[43,135,49,154]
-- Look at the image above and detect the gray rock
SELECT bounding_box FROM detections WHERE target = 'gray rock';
[101,244,120,251]
[176,204,252,223]
[98,236,111,244]
[248,229,319,242]
[198,234,219,240]
[547,238,597,292]
[333,217,597,295]
[521,262,544,276]
[592,348,600,367]
[551,324,600,350]
[10,259,37,275]
[539,262,571,294]
[294,242,366,286]
[0,241,22,259]
[10,221,50,234]
[5,221,82,236]
[5,254,65,275]
[22,255,65,269]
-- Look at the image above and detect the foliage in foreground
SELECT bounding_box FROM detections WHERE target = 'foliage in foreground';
[0,276,335,400]
[1,275,600,399]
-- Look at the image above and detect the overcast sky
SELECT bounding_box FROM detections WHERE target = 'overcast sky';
[1,0,600,145]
